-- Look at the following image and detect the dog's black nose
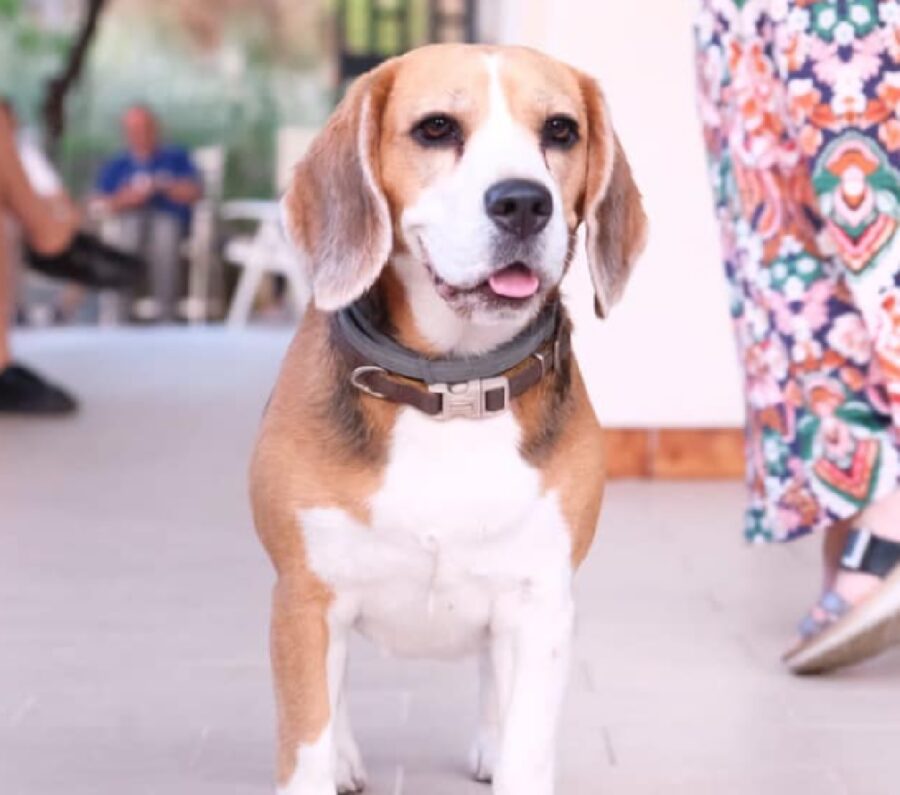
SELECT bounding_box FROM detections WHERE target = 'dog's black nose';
[484,179,553,238]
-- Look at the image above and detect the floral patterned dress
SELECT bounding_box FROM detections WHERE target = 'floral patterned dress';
[695,0,900,542]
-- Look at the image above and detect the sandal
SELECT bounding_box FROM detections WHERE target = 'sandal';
[784,529,900,675]
[795,590,851,640]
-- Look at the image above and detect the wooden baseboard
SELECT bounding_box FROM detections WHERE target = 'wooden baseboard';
[604,428,745,479]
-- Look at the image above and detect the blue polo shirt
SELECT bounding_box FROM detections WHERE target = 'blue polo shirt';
[95,146,200,230]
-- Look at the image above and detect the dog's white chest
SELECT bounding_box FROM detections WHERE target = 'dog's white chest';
[372,407,541,545]
[299,409,572,658]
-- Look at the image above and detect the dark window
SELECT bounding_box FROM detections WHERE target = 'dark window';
[336,0,479,85]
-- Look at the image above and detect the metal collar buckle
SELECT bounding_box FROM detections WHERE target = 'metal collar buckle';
[532,337,563,378]
[429,376,510,420]
[350,366,389,399]
[842,529,872,571]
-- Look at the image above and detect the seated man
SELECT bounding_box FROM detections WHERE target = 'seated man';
[94,105,202,322]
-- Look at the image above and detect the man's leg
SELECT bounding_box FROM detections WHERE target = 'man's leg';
[100,210,145,253]
[146,212,183,322]
[101,209,163,323]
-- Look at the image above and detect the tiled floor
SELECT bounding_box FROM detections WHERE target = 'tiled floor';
[2,329,900,795]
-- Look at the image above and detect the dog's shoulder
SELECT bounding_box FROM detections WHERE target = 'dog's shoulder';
[516,353,605,566]
[250,310,399,550]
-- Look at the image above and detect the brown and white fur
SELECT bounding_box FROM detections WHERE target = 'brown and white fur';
[250,44,647,795]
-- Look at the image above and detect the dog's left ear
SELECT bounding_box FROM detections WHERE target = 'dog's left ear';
[578,74,648,318]
[282,60,398,311]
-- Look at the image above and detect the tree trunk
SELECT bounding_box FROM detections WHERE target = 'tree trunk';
[42,0,110,158]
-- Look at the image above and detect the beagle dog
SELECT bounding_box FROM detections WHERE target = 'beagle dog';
[250,44,647,795]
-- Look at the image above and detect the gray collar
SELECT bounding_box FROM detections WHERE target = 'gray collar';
[335,300,561,385]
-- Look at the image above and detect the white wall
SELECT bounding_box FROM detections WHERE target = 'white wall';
[497,0,744,427]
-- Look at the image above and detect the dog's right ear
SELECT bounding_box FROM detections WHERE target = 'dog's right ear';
[578,73,648,319]
[282,60,399,312]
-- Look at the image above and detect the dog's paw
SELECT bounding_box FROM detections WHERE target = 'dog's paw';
[336,735,367,793]
[468,728,499,784]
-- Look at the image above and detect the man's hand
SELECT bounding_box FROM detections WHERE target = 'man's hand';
[99,173,201,214]
[159,177,202,206]
[107,181,154,212]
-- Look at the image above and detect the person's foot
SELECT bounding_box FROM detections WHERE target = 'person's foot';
[797,523,900,641]
[786,521,900,673]
[26,232,143,291]
[0,363,78,415]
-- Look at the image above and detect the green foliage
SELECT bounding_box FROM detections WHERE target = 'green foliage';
[0,0,21,19]
[0,10,70,128]
[15,25,69,55]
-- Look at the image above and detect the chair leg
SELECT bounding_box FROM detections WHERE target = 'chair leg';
[226,266,264,328]
[97,290,124,326]
[186,206,216,325]
[285,268,311,321]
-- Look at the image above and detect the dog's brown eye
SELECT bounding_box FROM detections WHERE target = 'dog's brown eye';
[542,115,579,149]
[412,114,461,147]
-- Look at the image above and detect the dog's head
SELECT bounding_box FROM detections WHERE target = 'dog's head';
[284,44,647,343]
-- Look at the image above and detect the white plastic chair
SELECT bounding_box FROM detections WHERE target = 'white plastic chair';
[221,126,318,326]
[275,127,319,193]
[220,200,310,327]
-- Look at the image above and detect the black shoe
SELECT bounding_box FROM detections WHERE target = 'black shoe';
[0,363,78,415]
[26,232,143,290]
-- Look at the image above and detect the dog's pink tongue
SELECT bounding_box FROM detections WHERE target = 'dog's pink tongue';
[488,265,540,299]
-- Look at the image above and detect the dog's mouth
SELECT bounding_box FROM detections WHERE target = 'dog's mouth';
[427,262,542,305]
[487,264,542,299]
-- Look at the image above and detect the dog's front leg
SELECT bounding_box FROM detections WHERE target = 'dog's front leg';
[490,592,574,795]
[470,646,504,783]
[271,576,358,795]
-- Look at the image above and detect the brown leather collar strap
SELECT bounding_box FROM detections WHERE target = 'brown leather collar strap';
[340,317,570,420]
